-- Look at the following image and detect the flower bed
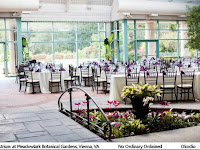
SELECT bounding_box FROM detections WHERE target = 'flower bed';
[74,100,200,139]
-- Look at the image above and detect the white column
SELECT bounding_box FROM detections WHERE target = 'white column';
[145,21,155,57]
[8,20,16,74]
[180,22,190,57]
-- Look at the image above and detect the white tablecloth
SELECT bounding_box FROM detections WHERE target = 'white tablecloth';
[109,72,200,102]
[26,71,69,93]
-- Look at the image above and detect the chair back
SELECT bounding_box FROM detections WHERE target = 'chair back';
[144,71,158,85]
[180,70,195,86]
[149,63,157,72]
[51,70,61,82]
[25,70,33,82]
[81,66,92,77]
[125,70,140,86]
[162,71,177,86]
[68,66,74,78]
[105,70,116,83]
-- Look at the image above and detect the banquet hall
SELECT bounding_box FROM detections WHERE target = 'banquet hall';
[0,0,200,143]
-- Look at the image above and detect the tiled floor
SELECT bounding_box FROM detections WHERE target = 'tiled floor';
[0,76,110,108]
[0,110,104,142]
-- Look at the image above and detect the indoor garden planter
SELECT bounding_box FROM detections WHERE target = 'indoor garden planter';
[58,87,200,140]
[121,83,162,119]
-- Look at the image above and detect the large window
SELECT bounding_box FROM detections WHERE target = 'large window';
[112,19,192,62]
[0,18,18,76]
[22,21,106,67]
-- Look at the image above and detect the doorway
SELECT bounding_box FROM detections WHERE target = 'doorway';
[137,40,159,60]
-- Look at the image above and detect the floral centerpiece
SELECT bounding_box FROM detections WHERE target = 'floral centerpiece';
[121,83,162,119]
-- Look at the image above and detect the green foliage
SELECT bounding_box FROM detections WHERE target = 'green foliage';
[186,5,200,51]
[22,38,28,48]
[121,83,162,100]
[77,108,200,139]
[159,41,176,53]
[169,24,177,31]
[104,34,114,60]
[22,38,29,61]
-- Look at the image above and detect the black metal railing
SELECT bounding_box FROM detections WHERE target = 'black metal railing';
[58,87,112,140]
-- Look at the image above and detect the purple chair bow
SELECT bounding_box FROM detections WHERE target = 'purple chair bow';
[113,68,118,72]
[140,66,149,71]
[104,63,109,67]
[116,64,119,69]
[127,68,131,73]
[59,68,66,71]
[140,66,145,71]
[36,69,41,72]
[177,63,183,67]
[104,67,110,72]
[78,65,83,68]
[150,57,155,61]
[37,62,41,66]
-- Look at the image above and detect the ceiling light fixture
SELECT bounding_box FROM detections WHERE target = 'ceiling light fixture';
[22,11,31,14]
[179,15,187,17]
[123,12,131,16]
[150,13,158,17]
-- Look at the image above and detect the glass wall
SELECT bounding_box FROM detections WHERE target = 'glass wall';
[22,21,106,67]
[112,19,192,62]
[0,18,18,76]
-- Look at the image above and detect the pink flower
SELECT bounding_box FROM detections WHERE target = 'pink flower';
[159,101,171,106]
[156,110,163,113]
[124,114,129,119]
[75,102,81,106]
[115,123,119,128]
[83,101,87,104]
[113,100,120,107]
[77,110,81,114]
[93,115,96,119]
[107,115,112,119]
[89,116,92,120]
[107,100,113,104]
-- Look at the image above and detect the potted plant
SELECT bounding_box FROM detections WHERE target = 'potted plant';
[22,37,29,61]
[121,83,162,119]
[185,5,200,52]
[104,34,114,60]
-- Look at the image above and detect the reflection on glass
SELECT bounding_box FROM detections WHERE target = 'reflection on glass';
[159,40,177,57]
[54,42,76,67]
[29,43,53,63]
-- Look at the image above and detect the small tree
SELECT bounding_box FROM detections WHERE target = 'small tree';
[186,5,200,53]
